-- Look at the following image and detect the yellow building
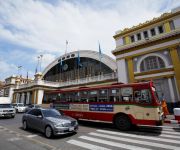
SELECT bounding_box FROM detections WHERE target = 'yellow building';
[112,7,180,111]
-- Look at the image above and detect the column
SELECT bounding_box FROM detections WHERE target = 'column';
[168,78,175,103]
[21,93,25,104]
[117,59,128,83]
[26,92,30,104]
[32,90,35,104]
[36,90,44,104]
[164,22,171,33]
[127,58,135,83]
[169,47,180,95]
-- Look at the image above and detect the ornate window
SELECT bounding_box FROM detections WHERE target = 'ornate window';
[140,56,165,72]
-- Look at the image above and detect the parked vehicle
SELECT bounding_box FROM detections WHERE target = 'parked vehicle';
[0,104,15,118]
[22,108,78,138]
[13,103,27,113]
[25,104,41,112]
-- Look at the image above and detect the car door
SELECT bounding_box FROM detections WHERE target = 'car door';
[26,109,37,129]
[32,109,44,132]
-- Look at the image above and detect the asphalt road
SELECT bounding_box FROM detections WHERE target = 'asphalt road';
[0,114,180,150]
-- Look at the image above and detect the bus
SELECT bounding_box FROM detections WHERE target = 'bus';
[43,81,164,130]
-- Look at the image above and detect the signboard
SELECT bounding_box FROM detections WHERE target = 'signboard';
[54,103,69,110]
[89,104,113,112]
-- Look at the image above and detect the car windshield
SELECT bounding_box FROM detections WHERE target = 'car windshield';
[35,105,40,108]
[42,109,62,118]
[18,104,24,107]
[0,104,13,108]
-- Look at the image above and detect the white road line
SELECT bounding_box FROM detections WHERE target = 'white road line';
[160,130,180,135]
[89,132,180,150]
[26,134,38,138]
[79,136,152,150]
[139,125,180,130]
[67,139,111,150]
[97,130,180,144]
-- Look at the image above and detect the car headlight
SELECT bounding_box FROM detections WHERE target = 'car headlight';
[54,123,63,128]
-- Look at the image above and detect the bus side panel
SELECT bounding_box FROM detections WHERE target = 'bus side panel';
[62,110,114,122]
[63,110,161,126]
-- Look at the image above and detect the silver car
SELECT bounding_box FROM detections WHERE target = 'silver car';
[22,108,78,138]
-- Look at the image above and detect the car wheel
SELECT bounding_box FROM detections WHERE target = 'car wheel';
[45,126,53,138]
[11,115,15,118]
[23,120,28,130]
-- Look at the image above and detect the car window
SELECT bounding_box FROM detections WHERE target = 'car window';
[28,109,42,116]
[35,105,40,108]
[0,104,13,108]
[18,104,24,107]
[41,109,61,118]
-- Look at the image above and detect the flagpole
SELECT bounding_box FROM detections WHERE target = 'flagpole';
[98,42,102,75]
[65,40,68,55]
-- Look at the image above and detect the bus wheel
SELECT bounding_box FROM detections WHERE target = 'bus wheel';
[114,115,131,131]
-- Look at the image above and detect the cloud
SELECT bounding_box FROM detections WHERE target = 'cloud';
[32,53,57,72]
[0,0,179,58]
[0,0,180,80]
[0,59,17,80]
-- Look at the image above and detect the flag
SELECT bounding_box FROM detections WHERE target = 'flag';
[35,67,37,74]
[77,51,81,67]
[27,71,28,80]
[98,42,102,61]
[60,59,63,66]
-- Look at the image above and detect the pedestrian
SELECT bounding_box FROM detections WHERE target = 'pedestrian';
[161,94,169,118]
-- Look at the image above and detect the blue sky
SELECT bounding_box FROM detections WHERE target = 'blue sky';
[0,0,180,80]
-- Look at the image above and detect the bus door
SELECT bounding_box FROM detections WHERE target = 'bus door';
[133,88,152,120]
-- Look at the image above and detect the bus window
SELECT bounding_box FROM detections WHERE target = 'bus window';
[134,89,151,103]
[121,87,133,102]
[98,89,108,102]
[89,90,97,102]
[109,89,120,102]
[80,98,88,102]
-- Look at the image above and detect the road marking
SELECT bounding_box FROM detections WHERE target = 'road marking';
[26,134,38,138]
[7,137,22,142]
[159,130,180,135]
[97,129,180,144]
[67,139,111,150]
[89,132,180,150]
[79,136,151,150]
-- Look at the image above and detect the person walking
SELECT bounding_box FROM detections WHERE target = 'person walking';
[161,94,169,117]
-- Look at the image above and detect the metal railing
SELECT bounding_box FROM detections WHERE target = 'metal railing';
[18,72,117,89]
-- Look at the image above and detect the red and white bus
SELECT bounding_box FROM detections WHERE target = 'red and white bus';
[43,81,164,130]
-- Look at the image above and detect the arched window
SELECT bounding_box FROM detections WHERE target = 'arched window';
[140,56,165,72]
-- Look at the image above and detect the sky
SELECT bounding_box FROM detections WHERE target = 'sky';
[0,0,180,80]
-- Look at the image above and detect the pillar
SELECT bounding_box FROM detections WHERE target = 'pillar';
[168,78,175,103]
[117,58,128,83]
[169,47,180,95]
[127,58,135,83]
[26,92,30,104]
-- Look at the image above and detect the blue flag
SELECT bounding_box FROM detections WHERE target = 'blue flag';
[60,59,63,66]
[77,51,80,67]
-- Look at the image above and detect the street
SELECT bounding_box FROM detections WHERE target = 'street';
[0,114,180,150]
